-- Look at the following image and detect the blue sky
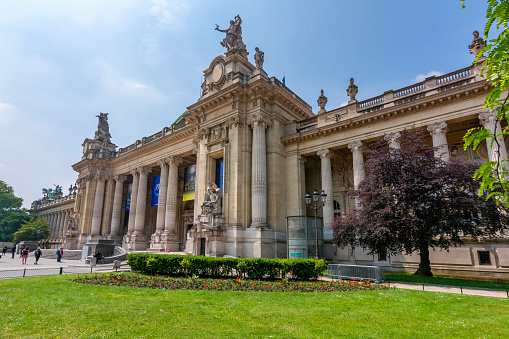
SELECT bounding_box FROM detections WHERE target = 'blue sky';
[0,0,489,207]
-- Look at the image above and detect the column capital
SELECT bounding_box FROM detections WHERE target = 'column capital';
[348,140,363,152]
[167,155,184,166]
[478,111,497,128]
[247,113,271,129]
[427,121,448,135]
[157,158,168,167]
[317,148,331,159]
[113,174,127,183]
[384,131,401,143]
[131,166,152,176]
[298,155,307,163]
[94,174,107,182]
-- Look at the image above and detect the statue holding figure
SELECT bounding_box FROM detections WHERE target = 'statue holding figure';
[215,15,248,58]
[254,47,264,69]
[468,30,486,56]
[94,112,112,144]
[201,181,222,215]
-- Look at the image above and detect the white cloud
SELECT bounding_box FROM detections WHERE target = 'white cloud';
[149,0,190,29]
[0,163,5,171]
[412,70,444,83]
[339,101,349,107]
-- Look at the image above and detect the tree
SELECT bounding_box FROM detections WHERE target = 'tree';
[462,0,509,206]
[333,130,509,276]
[0,180,29,242]
[12,216,50,244]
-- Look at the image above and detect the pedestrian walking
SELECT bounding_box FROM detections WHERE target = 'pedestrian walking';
[56,247,63,262]
[21,246,29,265]
[2,246,7,256]
[11,245,15,258]
[34,247,42,265]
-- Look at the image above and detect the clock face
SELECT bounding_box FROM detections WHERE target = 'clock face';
[212,63,224,84]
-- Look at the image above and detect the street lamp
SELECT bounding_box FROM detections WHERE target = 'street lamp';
[36,229,41,244]
[305,189,327,259]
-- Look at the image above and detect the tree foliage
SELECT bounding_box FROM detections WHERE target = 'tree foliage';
[12,216,50,244]
[462,0,509,206]
[0,180,29,242]
[333,130,509,276]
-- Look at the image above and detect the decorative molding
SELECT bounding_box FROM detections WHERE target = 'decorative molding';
[247,113,272,130]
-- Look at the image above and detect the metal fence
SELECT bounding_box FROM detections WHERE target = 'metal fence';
[388,282,509,299]
[0,266,95,280]
[327,264,385,282]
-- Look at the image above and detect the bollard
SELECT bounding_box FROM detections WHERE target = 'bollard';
[422,284,425,291]
[59,267,63,275]
[23,268,26,278]
[460,286,463,295]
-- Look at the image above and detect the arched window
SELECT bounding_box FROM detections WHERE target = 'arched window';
[333,200,341,218]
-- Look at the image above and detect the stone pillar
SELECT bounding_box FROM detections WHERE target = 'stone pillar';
[133,167,151,237]
[47,213,54,239]
[427,121,450,161]
[317,148,334,240]
[348,141,365,207]
[127,169,140,235]
[90,175,106,236]
[51,213,57,239]
[110,175,126,238]
[384,131,401,149]
[156,159,169,233]
[62,210,70,238]
[248,113,271,227]
[479,112,508,163]
[161,156,182,252]
[55,211,63,240]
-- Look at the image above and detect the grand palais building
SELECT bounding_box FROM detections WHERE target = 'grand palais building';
[30,20,509,278]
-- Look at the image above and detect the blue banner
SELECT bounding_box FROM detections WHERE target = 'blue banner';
[151,175,160,207]
[126,183,132,211]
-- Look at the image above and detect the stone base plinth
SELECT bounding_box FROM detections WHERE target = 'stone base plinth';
[84,239,116,257]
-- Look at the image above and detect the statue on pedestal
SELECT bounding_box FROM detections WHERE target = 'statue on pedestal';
[346,78,358,102]
[215,15,248,58]
[254,47,264,69]
[469,30,486,56]
[94,112,112,144]
[317,89,328,113]
[201,181,222,215]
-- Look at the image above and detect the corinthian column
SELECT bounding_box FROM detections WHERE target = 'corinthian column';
[317,148,334,239]
[110,174,126,237]
[479,112,508,163]
[164,156,183,234]
[134,167,152,236]
[384,131,401,149]
[90,175,106,236]
[427,121,450,161]
[348,141,365,207]
[55,211,63,239]
[247,113,272,227]
[127,169,140,235]
[155,159,169,233]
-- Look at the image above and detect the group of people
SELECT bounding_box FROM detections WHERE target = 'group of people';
[19,246,43,265]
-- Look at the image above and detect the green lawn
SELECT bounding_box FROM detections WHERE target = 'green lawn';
[385,272,509,290]
[1,275,508,338]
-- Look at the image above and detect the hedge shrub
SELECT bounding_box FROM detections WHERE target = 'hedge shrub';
[127,253,327,280]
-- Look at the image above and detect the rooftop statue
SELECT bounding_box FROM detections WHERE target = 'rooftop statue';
[346,78,358,102]
[94,112,112,144]
[317,89,328,113]
[468,30,486,56]
[254,47,264,69]
[215,15,248,59]
[42,185,62,200]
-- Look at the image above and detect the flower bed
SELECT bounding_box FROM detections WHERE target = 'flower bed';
[73,272,390,293]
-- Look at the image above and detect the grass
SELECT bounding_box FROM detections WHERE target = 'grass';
[1,274,509,338]
[385,272,509,290]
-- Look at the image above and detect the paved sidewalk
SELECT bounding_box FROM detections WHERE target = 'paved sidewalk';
[388,282,509,299]
[0,253,87,270]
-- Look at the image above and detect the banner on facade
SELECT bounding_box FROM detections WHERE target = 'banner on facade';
[126,183,132,210]
[151,175,160,207]
[183,165,196,201]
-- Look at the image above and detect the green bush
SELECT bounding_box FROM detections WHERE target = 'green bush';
[127,254,327,280]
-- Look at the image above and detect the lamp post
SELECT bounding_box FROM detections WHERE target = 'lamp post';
[36,229,41,245]
[305,189,327,259]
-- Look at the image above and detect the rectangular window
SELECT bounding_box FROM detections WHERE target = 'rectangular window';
[478,251,491,265]
[215,158,224,195]
[378,250,387,261]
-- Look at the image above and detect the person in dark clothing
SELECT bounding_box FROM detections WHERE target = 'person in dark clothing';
[56,248,63,262]
[2,246,7,256]
[94,250,103,264]
[11,245,16,258]
[34,247,42,265]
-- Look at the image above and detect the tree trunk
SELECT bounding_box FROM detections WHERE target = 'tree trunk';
[415,244,433,277]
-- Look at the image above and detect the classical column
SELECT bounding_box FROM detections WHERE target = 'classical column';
[110,175,127,237]
[156,159,169,233]
[46,213,53,239]
[127,169,140,234]
[348,141,365,189]
[317,148,334,239]
[247,113,271,227]
[90,174,106,236]
[384,131,401,149]
[62,210,70,238]
[427,121,450,161]
[50,213,57,239]
[164,156,183,234]
[56,211,64,239]
[53,212,61,240]
[479,112,508,163]
[134,167,152,236]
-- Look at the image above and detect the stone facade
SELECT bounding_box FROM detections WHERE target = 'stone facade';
[29,29,509,278]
